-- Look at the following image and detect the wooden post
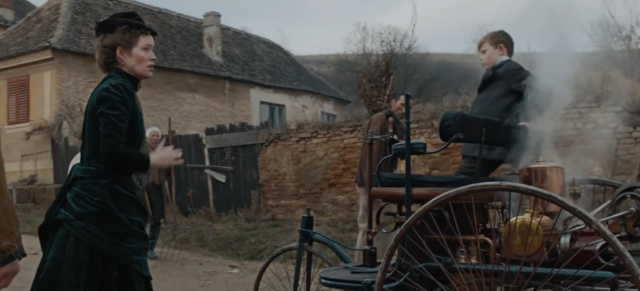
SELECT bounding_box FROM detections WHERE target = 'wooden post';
[168,117,177,220]
[11,187,16,206]
[204,130,215,217]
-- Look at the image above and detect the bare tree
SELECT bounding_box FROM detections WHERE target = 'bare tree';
[343,2,421,115]
[277,28,290,51]
[24,96,84,142]
[587,0,640,126]
[587,1,640,79]
[465,26,490,54]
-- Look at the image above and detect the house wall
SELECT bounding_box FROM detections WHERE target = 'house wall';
[249,87,346,126]
[53,51,348,137]
[0,49,347,185]
[0,50,57,184]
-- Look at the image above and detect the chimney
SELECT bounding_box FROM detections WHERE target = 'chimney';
[202,11,222,62]
[0,0,15,25]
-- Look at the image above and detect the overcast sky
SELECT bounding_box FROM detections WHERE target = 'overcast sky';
[28,0,635,55]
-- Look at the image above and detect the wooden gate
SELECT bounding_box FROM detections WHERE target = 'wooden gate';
[169,133,210,216]
[51,137,80,184]
[204,123,266,214]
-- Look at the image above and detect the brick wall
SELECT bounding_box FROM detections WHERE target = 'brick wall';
[258,117,464,220]
[258,104,640,220]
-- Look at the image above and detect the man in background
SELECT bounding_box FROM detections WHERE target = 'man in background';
[0,135,24,289]
[354,94,406,263]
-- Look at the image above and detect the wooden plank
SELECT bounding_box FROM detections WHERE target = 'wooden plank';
[204,129,269,148]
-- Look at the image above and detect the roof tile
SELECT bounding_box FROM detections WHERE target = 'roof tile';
[0,0,346,101]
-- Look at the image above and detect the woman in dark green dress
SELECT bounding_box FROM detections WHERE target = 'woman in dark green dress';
[30,12,184,291]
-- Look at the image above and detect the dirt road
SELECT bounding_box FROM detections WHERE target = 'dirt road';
[8,235,263,291]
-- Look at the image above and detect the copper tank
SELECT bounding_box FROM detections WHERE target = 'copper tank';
[518,157,564,213]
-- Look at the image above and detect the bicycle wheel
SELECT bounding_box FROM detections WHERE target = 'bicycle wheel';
[254,244,338,291]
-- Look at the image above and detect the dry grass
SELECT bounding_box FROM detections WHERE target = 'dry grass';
[156,206,358,262]
[14,204,358,262]
[13,204,48,236]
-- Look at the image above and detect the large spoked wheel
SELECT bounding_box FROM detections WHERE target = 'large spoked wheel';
[374,182,640,290]
[254,244,337,291]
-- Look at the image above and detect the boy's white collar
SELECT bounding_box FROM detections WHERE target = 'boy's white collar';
[495,56,510,66]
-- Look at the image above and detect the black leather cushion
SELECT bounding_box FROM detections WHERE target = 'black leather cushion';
[439,111,523,147]
[374,172,499,188]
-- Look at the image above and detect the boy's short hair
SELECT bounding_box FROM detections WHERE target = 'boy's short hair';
[477,30,514,57]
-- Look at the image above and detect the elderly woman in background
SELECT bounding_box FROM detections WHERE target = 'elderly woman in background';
[30,11,184,291]
[138,126,170,260]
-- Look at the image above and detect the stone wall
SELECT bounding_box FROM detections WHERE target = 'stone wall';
[258,103,640,220]
[535,104,640,181]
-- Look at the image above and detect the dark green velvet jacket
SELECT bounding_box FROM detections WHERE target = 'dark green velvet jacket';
[31,68,153,291]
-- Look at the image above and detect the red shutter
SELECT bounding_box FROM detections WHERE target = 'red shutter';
[7,76,29,125]
[7,80,16,123]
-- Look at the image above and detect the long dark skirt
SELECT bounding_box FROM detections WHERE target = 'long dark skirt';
[30,225,152,291]
[30,165,152,291]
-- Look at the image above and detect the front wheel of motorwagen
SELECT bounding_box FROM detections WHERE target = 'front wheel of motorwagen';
[374,182,640,291]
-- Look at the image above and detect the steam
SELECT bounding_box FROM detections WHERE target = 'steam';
[513,2,622,211]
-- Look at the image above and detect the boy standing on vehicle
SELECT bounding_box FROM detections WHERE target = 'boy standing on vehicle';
[456,30,534,177]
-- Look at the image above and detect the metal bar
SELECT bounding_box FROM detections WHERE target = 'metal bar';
[366,129,373,252]
[404,92,412,218]
[564,209,635,234]
[185,164,234,172]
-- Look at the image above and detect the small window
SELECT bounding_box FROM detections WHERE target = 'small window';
[321,112,336,124]
[7,76,29,125]
[260,102,286,129]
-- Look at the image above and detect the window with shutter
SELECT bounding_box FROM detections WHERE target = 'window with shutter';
[7,76,29,125]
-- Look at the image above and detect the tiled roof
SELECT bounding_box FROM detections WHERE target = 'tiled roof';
[0,0,347,102]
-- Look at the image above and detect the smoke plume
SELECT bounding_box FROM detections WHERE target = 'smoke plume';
[513,1,627,211]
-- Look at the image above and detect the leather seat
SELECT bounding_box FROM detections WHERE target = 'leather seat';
[371,173,515,204]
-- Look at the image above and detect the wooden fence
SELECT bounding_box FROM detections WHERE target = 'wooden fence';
[48,123,269,216]
[204,123,268,214]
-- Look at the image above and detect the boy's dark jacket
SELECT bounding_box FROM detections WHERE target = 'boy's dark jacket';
[461,59,534,164]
